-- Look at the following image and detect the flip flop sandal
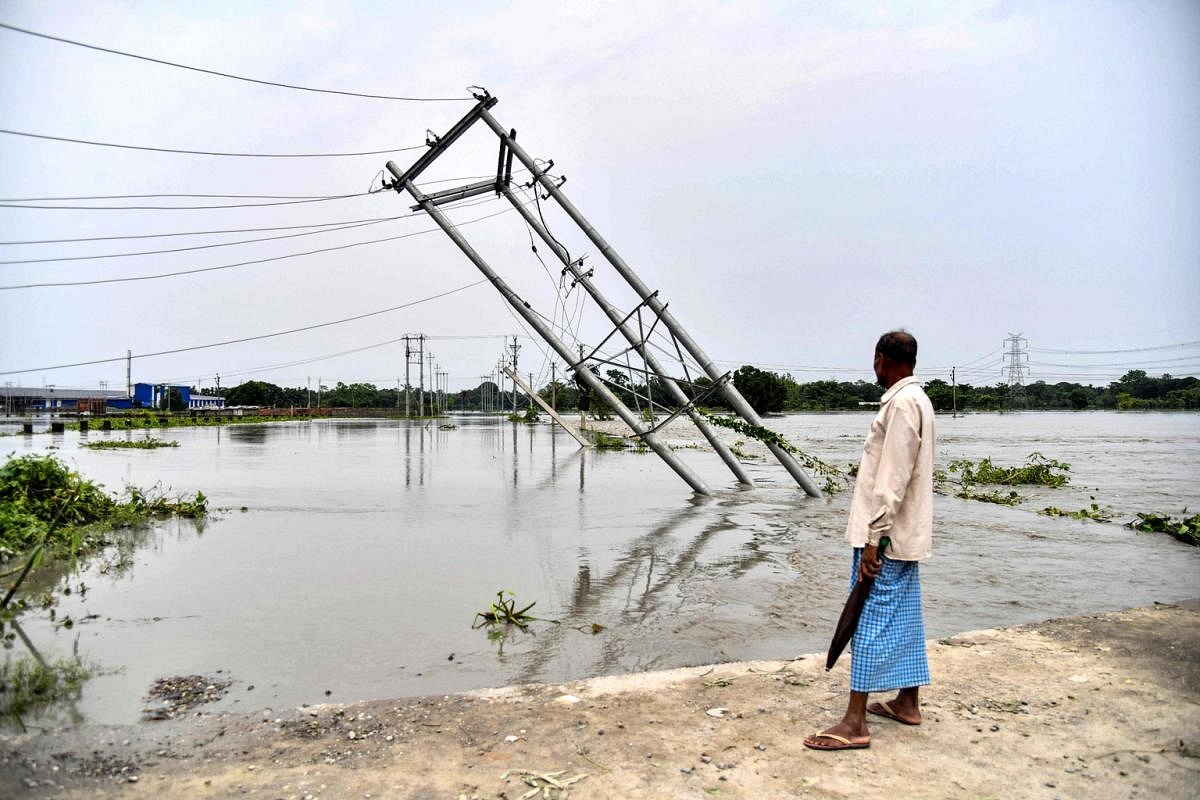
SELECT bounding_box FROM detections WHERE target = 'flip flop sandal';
[868,701,921,726]
[803,733,871,751]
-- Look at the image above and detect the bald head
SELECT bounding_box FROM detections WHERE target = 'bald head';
[876,330,918,368]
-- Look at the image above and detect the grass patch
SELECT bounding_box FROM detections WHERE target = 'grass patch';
[1126,511,1200,547]
[83,438,179,450]
[0,654,92,722]
[473,590,546,631]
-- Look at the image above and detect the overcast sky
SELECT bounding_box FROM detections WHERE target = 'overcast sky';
[1,0,1197,394]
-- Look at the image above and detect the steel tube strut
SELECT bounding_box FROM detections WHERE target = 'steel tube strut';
[481,109,821,497]
[500,186,753,486]
[387,171,711,496]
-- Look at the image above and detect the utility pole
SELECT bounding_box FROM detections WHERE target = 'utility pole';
[1002,333,1029,410]
[404,336,411,417]
[417,335,425,418]
[307,376,311,409]
[317,375,322,409]
[385,170,710,494]
[550,362,557,414]
[951,366,957,418]
[509,335,520,414]
[126,349,132,399]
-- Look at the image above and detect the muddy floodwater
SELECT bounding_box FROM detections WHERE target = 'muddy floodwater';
[5,411,1200,726]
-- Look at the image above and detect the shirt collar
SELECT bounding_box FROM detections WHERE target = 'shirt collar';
[881,375,920,404]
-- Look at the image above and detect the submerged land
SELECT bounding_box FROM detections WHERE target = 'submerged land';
[1,601,1197,799]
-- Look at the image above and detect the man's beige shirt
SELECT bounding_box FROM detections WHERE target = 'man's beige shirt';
[845,375,935,560]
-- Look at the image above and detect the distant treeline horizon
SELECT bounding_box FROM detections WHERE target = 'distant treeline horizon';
[202,367,1198,413]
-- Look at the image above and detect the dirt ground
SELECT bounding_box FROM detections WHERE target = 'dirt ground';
[2,601,1198,800]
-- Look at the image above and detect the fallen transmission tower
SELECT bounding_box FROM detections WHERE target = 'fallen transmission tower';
[382,89,821,498]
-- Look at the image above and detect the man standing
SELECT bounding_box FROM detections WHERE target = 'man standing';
[804,330,935,751]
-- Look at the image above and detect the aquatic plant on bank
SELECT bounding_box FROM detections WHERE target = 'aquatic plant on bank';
[83,438,180,450]
[1039,501,1114,522]
[0,453,207,567]
[1126,511,1200,547]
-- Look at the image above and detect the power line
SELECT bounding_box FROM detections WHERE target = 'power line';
[0,185,513,246]
[0,196,500,264]
[0,21,472,102]
[0,169,529,210]
[0,128,427,158]
[0,216,402,265]
[1028,340,1200,355]
[0,202,520,289]
[0,192,376,210]
[0,280,489,376]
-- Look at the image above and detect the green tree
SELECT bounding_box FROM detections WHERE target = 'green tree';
[734,365,786,413]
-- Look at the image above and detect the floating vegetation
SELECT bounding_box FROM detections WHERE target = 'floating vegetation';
[83,438,179,450]
[948,452,1070,488]
[1126,511,1200,547]
[591,431,631,450]
[473,590,549,631]
[437,424,459,431]
[0,653,92,723]
[958,489,1022,506]
[701,413,847,493]
[1039,501,1113,522]
[729,440,762,461]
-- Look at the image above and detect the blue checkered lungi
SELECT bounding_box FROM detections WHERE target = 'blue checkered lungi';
[848,548,930,693]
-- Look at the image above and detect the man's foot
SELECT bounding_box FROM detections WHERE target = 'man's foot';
[866,699,921,725]
[803,721,870,751]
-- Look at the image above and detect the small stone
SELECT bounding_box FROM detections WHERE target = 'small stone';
[719,775,728,782]
[348,731,356,740]
[128,776,139,783]
[1044,782,1056,788]
[1119,771,1128,777]
[700,755,712,764]
[1138,754,1151,763]
[990,725,1000,732]
[755,743,767,751]
[680,767,693,775]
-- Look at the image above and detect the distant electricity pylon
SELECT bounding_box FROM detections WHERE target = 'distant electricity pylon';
[1002,332,1029,409]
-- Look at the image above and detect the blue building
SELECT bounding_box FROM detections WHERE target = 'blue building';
[109,383,225,410]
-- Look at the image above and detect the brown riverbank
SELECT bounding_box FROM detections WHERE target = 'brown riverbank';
[2,601,1198,799]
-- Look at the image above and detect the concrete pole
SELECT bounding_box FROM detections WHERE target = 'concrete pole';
[388,172,710,496]
[500,186,753,486]
[418,335,425,417]
[483,111,819,497]
[404,336,411,417]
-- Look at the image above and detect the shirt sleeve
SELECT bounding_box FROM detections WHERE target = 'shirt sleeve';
[866,393,922,544]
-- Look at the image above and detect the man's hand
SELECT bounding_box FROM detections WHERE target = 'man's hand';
[859,543,883,581]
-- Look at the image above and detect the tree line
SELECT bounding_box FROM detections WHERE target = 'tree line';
[209,368,1199,414]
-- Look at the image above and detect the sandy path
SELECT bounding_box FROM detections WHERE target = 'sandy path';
[3,601,1198,799]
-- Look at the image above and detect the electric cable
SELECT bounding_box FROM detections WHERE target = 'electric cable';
[0,202,521,289]
[0,170,527,206]
[1028,340,1200,355]
[0,128,427,158]
[0,279,489,377]
[0,192,376,210]
[0,196,500,264]
[0,21,472,102]
[0,188,509,246]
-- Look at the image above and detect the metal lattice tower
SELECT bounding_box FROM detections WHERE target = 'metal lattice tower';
[1002,332,1029,409]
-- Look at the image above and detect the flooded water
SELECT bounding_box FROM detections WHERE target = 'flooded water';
[4,411,1200,726]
